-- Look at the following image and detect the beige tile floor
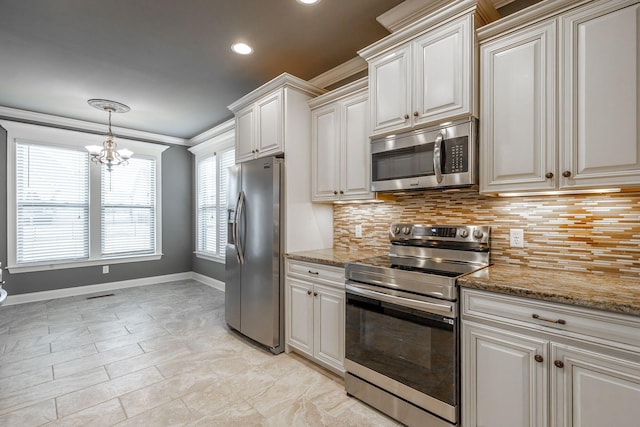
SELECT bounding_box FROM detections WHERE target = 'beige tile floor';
[0,280,400,426]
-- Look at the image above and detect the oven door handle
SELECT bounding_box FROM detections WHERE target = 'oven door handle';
[346,283,455,318]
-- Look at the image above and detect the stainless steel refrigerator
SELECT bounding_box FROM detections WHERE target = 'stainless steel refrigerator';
[225,156,284,354]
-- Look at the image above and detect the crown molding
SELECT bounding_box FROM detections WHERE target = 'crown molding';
[227,72,325,113]
[187,118,235,146]
[376,0,453,32]
[308,77,368,109]
[492,0,517,8]
[0,105,187,146]
[308,57,368,89]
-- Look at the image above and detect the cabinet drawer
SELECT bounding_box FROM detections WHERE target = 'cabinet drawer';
[462,288,640,349]
[286,260,345,288]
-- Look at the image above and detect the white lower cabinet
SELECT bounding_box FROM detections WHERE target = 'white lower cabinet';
[462,288,640,427]
[285,260,345,374]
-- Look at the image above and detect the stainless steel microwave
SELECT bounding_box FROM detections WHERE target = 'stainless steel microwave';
[370,118,478,192]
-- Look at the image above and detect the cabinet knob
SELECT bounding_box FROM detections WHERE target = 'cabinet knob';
[339,190,344,195]
[413,111,419,117]
[313,292,318,297]
[333,191,338,195]
[545,172,554,179]
[252,149,256,154]
[255,148,259,153]
[404,114,410,120]
[534,354,544,363]
[307,290,312,296]
[554,360,564,369]
[562,170,571,178]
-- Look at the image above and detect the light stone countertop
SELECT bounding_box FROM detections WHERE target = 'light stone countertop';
[458,264,640,317]
[285,248,386,268]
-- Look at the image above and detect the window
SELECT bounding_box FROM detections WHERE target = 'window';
[101,157,156,256]
[189,129,235,262]
[5,120,167,273]
[16,143,89,264]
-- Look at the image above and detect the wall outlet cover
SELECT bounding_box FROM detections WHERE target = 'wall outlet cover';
[102,265,109,274]
[510,229,524,248]
[355,224,363,238]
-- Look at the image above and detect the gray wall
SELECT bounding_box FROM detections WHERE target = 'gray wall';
[1,125,195,296]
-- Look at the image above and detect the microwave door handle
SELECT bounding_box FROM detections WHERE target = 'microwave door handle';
[433,133,444,184]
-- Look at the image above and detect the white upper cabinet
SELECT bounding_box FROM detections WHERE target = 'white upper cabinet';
[360,1,499,138]
[479,0,640,194]
[480,20,557,193]
[310,78,373,202]
[228,73,324,164]
[560,1,640,188]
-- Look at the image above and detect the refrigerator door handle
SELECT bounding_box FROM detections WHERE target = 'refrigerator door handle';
[232,192,241,263]
[236,191,246,264]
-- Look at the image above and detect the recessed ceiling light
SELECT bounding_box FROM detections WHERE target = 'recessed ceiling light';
[297,0,320,4]
[231,43,253,55]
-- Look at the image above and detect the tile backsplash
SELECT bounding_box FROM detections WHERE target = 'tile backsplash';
[333,190,640,279]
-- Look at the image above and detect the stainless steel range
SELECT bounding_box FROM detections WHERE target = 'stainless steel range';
[344,224,490,427]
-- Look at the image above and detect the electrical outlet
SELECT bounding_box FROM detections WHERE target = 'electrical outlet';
[102,265,109,274]
[510,229,524,248]
[355,224,363,238]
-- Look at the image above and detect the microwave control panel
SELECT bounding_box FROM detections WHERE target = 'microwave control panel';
[443,136,468,174]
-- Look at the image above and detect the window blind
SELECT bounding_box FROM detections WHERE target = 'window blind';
[196,147,235,258]
[101,157,156,256]
[16,143,89,264]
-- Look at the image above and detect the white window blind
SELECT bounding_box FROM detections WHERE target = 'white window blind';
[16,142,89,264]
[101,157,156,256]
[196,147,235,258]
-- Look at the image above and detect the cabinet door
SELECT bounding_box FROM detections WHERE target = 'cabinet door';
[235,105,255,163]
[313,283,344,372]
[480,20,557,194]
[551,344,640,427]
[560,2,640,188]
[286,278,314,357]
[462,321,548,427]
[256,89,283,158]
[311,104,340,201]
[340,92,373,200]
[413,15,471,127]
[369,44,411,136]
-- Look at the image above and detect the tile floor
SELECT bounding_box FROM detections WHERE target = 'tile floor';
[0,280,400,426]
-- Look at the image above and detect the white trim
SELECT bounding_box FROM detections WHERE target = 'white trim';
[2,272,192,305]
[194,252,224,264]
[7,254,163,274]
[191,272,225,292]
[493,0,517,9]
[375,0,452,33]
[0,105,188,146]
[187,119,235,146]
[188,128,234,155]
[308,77,368,109]
[308,57,368,89]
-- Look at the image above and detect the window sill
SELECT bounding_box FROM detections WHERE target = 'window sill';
[194,252,225,264]
[7,254,163,274]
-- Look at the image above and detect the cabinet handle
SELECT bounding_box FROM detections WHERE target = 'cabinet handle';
[534,355,544,363]
[413,111,419,117]
[313,292,318,297]
[307,290,312,296]
[545,172,554,179]
[562,170,571,178]
[404,114,410,120]
[308,270,319,275]
[532,313,566,325]
[554,360,564,369]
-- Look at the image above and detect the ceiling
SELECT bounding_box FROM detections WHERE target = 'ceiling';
[0,0,405,140]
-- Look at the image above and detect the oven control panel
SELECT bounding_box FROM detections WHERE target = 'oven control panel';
[390,224,490,245]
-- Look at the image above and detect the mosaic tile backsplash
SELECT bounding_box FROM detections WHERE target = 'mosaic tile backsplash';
[333,191,640,280]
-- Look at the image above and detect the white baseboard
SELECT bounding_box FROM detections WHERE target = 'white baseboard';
[191,272,225,292]
[4,272,194,306]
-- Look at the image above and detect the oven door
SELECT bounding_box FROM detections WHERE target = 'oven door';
[345,281,459,423]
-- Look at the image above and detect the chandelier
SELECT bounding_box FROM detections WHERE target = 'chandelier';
[85,99,133,172]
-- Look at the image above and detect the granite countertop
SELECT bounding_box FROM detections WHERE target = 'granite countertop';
[458,264,640,317]
[285,248,386,268]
